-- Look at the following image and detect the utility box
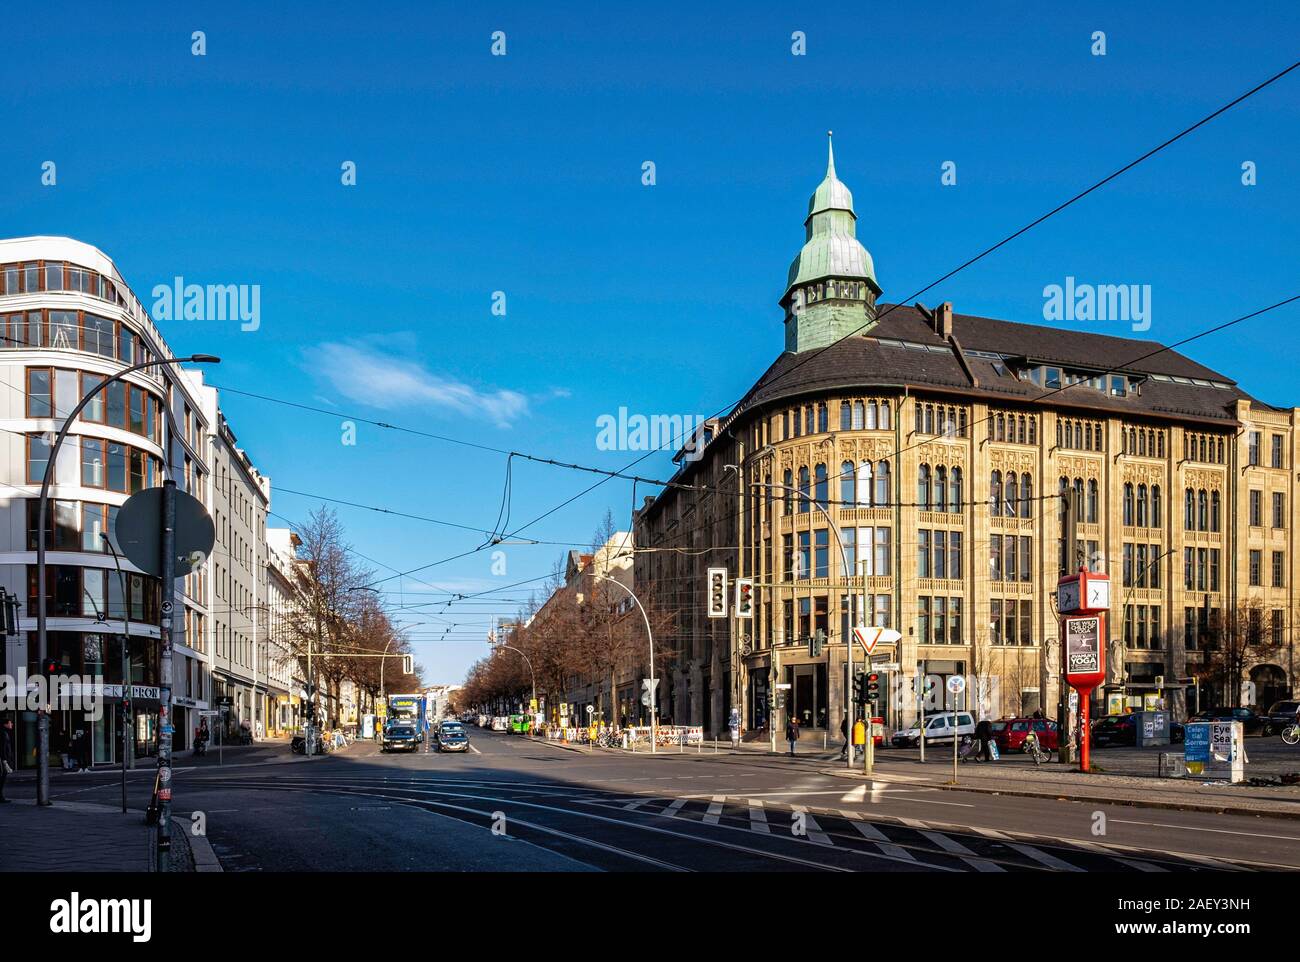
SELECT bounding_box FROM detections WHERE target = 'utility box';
[1135,710,1170,747]
[1183,721,1245,782]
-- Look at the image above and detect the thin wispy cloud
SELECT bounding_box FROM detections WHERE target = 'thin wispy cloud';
[314,342,529,428]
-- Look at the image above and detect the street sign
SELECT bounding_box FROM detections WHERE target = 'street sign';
[217,696,233,708]
[585,705,594,715]
[774,683,792,690]
[642,678,659,692]
[528,698,538,711]
[946,675,966,695]
[872,661,900,672]
[853,626,900,655]
[114,486,216,578]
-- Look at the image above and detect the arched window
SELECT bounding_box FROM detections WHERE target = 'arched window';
[1087,479,1099,523]
[1028,417,1036,445]
[879,401,891,430]
[798,467,810,514]
[924,404,935,435]
[957,409,965,436]
[1123,484,1135,526]
[874,460,891,505]
[1005,472,1019,518]
[935,466,948,512]
[1085,424,1093,450]
[1138,431,1147,457]
[1136,484,1148,527]
[1185,488,1195,529]
[918,464,932,510]
[814,463,828,508]
[915,404,924,434]
[950,467,963,512]
[1197,489,1208,531]
[1017,415,1027,445]
[817,404,828,434]
[840,461,855,507]
[996,414,1005,441]
[805,406,816,435]
[860,401,872,429]
[1021,474,1033,518]
[857,461,873,507]
[1151,485,1162,528]
[991,470,1003,516]
[1210,490,1221,532]
[840,402,851,431]
[783,469,794,515]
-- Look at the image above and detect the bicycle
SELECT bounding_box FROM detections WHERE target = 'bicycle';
[1282,722,1300,746]
[1022,731,1052,765]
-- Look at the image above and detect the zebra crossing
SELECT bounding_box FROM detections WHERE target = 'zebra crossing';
[595,793,1249,873]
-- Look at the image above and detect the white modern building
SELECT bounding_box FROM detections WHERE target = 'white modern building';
[0,236,214,766]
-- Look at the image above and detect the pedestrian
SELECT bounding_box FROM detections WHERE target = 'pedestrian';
[975,717,994,762]
[1032,709,1043,720]
[77,727,90,772]
[785,715,800,756]
[0,717,14,801]
[839,713,850,759]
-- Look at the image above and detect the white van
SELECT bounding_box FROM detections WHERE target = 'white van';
[491,716,509,732]
[890,712,975,747]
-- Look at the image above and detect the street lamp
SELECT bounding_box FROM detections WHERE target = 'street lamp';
[491,641,537,730]
[34,353,219,807]
[585,571,658,754]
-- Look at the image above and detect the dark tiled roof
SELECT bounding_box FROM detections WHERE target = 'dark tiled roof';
[732,304,1251,425]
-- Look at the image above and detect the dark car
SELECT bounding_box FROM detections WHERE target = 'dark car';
[1090,714,1138,747]
[1187,706,1274,736]
[381,722,421,753]
[1265,700,1300,732]
[437,729,470,752]
[992,717,1060,753]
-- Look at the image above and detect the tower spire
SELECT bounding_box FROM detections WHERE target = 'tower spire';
[826,129,835,177]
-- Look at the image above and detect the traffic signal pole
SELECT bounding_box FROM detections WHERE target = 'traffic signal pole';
[156,480,177,871]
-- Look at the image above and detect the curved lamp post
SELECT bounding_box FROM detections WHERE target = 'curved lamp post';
[586,571,658,754]
[34,354,219,806]
[491,642,537,730]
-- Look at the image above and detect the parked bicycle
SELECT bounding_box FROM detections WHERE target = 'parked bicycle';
[1282,722,1300,746]
[1022,730,1052,765]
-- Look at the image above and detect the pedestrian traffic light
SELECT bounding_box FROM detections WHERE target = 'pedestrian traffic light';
[734,578,753,619]
[706,567,728,619]
[866,672,880,703]
[0,589,18,637]
[41,657,60,676]
[854,671,869,704]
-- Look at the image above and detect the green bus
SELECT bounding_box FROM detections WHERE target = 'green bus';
[508,714,530,734]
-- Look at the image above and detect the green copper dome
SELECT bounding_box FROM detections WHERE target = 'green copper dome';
[784,133,879,296]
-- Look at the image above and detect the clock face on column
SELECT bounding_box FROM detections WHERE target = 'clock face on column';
[1086,580,1109,610]
[1058,580,1081,613]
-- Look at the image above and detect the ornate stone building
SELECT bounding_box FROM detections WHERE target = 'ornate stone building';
[633,140,1299,737]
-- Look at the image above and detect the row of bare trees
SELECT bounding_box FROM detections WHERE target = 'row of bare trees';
[276,507,422,726]
[455,512,675,724]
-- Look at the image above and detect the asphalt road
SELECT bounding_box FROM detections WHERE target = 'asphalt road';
[36,730,1300,872]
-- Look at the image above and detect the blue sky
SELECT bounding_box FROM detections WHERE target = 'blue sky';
[3,1,1297,683]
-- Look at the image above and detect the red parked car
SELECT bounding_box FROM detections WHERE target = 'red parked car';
[992,717,1060,753]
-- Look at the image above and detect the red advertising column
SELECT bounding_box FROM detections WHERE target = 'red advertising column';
[1064,613,1106,773]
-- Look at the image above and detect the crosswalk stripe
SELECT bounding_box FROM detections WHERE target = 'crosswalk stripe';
[1116,857,1169,873]
[622,798,653,811]
[704,796,725,825]
[919,830,1005,872]
[791,805,833,846]
[748,800,770,834]
[664,797,688,815]
[850,819,915,861]
[1008,843,1085,872]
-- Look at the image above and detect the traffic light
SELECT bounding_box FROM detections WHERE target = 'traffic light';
[854,671,869,705]
[401,654,413,675]
[706,567,728,619]
[0,589,18,637]
[734,578,753,619]
[866,672,880,703]
[809,629,825,658]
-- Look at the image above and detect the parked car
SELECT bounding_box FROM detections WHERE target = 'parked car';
[890,711,975,747]
[992,717,1060,753]
[491,716,509,732]
[1090,714,1138,747]
[1187,706,1274,736]
[1265,700,1300,732]
[381,721,421,753]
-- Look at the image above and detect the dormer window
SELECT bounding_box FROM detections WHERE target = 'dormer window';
[1044,367,1062,389]
[1109,375,1127,397]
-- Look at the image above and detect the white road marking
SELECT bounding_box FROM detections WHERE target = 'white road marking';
[703,796,725,825]
[790,805,833,846]
[1112,819,1300,843]
[622,798,654,811]
[749,800,770,834]
[1007,843,1085,872]
[664,797,689,815]
[847,818,914,860]
[1116,857,1169,872]
[919,830,1005,872]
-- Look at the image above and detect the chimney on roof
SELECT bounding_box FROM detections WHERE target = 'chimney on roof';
[935,301,953,339]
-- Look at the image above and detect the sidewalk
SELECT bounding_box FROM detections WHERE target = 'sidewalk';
[822,754,1300,819]
[0,799,219,872]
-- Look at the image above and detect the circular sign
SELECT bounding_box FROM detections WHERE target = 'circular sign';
[114,485,216,578]
[946,675,966,695]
